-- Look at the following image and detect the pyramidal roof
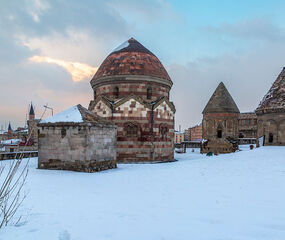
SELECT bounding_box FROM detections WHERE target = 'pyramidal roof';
[40,104,110,124]
[29,103,35,116]
[8,122,12,131]
[202,82,240,114]
[256,67,285,113]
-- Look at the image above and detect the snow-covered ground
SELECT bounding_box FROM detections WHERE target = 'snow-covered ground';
[1,146,285,240]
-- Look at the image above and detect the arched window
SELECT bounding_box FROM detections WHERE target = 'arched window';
[161,126,168,140]
[125,123,138,137]
[147,87,152,100]
[114,86,119,99]
[269,133,273,143]
[217,124,222,138]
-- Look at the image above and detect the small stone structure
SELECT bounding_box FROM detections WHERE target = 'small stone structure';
[256,67,285,145]
[201,82,240,154]
[38,104,117,172]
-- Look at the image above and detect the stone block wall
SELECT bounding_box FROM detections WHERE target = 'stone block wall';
[257,111,285,145]
[91,75,171,102]
[38,122,117,172]
[202,113,239,140]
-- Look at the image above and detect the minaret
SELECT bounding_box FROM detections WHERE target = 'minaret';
[7,122,12,138]
[29,103,35,120]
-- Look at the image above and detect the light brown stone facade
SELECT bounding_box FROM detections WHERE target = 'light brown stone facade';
[256,111,285,145]
[256,68,285,145]
[202,113,239,140]
[38,105,117,172]
[201,82,240,154]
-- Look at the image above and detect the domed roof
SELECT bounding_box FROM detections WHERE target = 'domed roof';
[92,38,171,83]
[203,82,240,114]
[256,67,285,113]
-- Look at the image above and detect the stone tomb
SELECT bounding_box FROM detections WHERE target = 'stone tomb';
[201,82,240,154]
[38,104,117,172]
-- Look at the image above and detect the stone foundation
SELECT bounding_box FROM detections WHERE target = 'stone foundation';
[201,139,238,154]
[38,159,117,172]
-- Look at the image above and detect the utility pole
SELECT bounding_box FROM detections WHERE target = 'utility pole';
[43,104,54,116]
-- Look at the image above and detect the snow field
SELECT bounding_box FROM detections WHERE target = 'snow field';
[1,146,285,240]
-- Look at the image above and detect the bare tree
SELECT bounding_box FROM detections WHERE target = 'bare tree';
[0,108,46,228]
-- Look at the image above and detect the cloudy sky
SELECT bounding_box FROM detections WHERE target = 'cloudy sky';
[1,0,285,131]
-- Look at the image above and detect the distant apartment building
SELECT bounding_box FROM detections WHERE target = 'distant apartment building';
[174,131,184,144]
[238,112,257,139]
[185,124,202,141]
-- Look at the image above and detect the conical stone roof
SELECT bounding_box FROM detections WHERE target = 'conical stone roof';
[202,82,240,114]
[256,67,285,113]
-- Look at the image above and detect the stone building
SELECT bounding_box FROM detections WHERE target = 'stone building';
[38,104,117,172]
[256,67,285,145]
[238,112,257,139]
[201,82,240,154]
[88,38,175,163]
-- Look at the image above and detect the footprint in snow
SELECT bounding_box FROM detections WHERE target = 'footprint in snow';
[58,230,71,240]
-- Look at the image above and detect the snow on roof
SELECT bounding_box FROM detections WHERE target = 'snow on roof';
[1,139,21,145]
[41,105,83,123]
[112,40,130,53]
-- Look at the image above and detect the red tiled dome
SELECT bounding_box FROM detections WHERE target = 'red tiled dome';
[92,38,171,83]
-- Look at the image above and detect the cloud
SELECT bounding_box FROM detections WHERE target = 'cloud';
[29,56,98,82]
[27,0,50,22]
[169,40,285,129]
[107,0,178,23]
[204,18,284,42]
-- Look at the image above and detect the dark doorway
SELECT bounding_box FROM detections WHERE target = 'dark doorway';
[217,130,222,138]
[269,133,273,143]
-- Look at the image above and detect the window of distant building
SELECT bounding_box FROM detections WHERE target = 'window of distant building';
[242,120,245,125]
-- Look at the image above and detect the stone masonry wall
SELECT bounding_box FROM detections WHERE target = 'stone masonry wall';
[38,123,117,172]
[90,97,175,163]
[257,112,285,145]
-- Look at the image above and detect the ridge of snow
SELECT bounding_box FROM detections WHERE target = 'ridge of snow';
[41,105,83,123]
[112,40,129,52]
